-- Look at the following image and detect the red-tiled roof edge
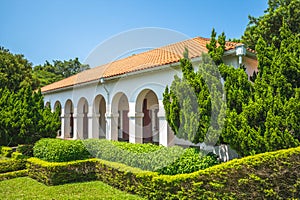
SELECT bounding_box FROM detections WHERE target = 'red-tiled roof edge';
[41,36,255,93]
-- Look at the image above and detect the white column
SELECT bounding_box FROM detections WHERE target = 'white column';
[73,108,78,140]
[106,112,119,140]
[135,112,144,143]
[128,102,143,144]
[63,113,71,138]
[158,100,174,146]
[87,106,94,139]
[60,112,65,139]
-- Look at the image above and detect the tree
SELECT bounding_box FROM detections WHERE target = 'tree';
[0,47,38,91]
[0,86,61,146]
[216,22,300,156]
[242,0,300,50]
[33,58,90,87]
[163,48,224,144]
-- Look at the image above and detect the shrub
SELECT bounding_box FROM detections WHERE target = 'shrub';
[84,139,219,174]
[1,146,13,158]
[17,144,34,157]
[0,159,27,173]
[25,146,300,199]
[157,148,219,175]
[11,152,26,160]
[0,169,28,181]
[33,138,91,162]
[27,158,98,185]
[84,139,185,171]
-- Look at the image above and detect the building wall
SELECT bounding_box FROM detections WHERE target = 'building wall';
[44,54,257,147]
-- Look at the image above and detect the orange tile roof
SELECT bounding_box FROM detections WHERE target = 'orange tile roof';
[41,37,246,93]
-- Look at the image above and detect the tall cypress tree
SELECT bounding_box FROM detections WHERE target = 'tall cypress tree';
[220,22,300,156]
[163,48,224,144]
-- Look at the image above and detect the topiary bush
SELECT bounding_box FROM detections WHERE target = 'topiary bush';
[33,138,91,162]
[25,146,300,199]
[27,158,98,185]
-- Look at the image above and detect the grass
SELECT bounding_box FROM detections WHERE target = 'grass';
[0,177,145,200]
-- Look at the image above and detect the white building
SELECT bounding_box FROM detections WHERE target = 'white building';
[42,37,257,147]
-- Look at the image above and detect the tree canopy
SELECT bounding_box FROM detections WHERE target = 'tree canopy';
[0,47,88,146]
[33,58,89,87]
[0,47,38,92]
[242,0,300,50]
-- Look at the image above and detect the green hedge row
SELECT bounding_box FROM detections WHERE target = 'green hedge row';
[0,158,27,173]
[27,146,300,199]
[27,158,98,185]
[84,139,218,174]
[33,138,91,162]
[1,146,13,157]
[0,169,28,181]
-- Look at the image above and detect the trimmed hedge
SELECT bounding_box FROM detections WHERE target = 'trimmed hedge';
[1,146,13,158]
[0,169,28,181]
[27,146,300,199]
[157,148,219,175]
[27,158,98,185]
[11,152,26,160]
[17,144,34,157]
[0,158,27,173]
[84,139,218,174]
[33,138,91,162]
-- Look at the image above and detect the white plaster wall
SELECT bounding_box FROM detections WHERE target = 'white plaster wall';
[43,53,257,146]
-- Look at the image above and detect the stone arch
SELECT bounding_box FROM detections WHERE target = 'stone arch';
[93,94,106,138]
[111,92,129,142]
[45,102,51,108]
[64,99,74,138]
[77,97,89,139]
[54,101,62,112]
[136,89,159,144]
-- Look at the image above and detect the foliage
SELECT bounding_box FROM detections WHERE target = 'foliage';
[0,87,61,146]
[163,51,224,144]
[242,0,300,50]
[33,138,91,162]
[0,47,38,92]
[83,139,219,174]
[33,58,90,87]
[0,177,143,200]
[0,170,28,181]
[110,140,163,153]
[84,139,184,172]
[27,158,97,185]
[102,146,300,199]
[28,146,300,199]
[11,152,26,160]
[157,148,219,175]
[206,28,226,66]
[217,21,300,156]
[0,158,26,173]
[0,146,13,158]
[17,144,34,157]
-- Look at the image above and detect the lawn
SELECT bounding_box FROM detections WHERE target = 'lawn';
[0,177,144,200]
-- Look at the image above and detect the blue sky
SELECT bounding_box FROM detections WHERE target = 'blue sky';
[0,0,268,66]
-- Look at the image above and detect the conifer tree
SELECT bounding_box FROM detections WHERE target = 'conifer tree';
[217,22,300,156]
[163,49,224,144]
